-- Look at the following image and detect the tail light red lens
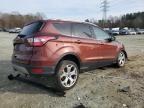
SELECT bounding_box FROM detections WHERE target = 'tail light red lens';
[27,36,57,47]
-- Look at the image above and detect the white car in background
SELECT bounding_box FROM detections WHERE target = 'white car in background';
[128,29,137,35]
[111,28,120,35]
[9,28,21,33]
[136,29,144,34]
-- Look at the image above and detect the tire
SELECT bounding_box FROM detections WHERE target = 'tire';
[55,60,79,91]
[116,51,126,67]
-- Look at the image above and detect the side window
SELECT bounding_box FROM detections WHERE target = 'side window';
[53,23,71,36]
[93,26,110,40]
[72,23,92,38]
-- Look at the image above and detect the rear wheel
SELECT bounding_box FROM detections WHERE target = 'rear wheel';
[116,51,126,67]
[55,60,79,91]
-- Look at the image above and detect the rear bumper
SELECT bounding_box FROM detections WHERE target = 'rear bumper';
[12,62,55,77]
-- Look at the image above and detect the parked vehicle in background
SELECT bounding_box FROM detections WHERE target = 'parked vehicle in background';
[111,28,120,35]
[2,28,9,32]
[11,20,127,91]
[119,29,129,35]
[120,28,137,35]
[135,28,144,34]
[111,30,119,35]
[128,29,137,35]
[0,28,3,31]
[9,28,21,33]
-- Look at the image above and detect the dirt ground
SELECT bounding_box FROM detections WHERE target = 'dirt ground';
[0,32,144,108]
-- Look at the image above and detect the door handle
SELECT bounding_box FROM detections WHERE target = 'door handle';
[98,42,105,45]
[75,40,81,44]
[100,43,105,45]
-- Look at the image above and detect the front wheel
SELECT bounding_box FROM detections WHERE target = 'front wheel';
[55,60,79,91]
[116,51,126,67]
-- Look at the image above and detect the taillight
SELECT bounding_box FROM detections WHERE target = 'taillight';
[27,36,57,47]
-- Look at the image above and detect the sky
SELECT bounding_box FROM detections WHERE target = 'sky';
[0,0,144,21]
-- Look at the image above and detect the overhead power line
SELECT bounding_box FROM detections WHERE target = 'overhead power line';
[101,0,109,21]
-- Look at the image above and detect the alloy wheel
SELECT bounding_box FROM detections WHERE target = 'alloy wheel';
[60,64,78,88]
[118,52,126,67]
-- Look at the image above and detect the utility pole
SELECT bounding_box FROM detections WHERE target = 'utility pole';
[101,0,109,27]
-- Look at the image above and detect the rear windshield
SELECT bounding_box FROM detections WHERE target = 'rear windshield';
[19,21,43,37]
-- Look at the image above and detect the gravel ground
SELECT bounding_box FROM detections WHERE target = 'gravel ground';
[0,32,144,108]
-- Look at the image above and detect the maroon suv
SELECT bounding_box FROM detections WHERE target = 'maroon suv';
[12,20,127,90]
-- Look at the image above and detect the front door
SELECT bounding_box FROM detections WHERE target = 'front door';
[92,26,117,60]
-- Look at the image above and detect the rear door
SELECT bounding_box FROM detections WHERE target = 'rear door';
[12,21,44,64]
[92,26,117,60]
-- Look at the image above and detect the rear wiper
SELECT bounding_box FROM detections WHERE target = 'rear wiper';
[18,34,26,38]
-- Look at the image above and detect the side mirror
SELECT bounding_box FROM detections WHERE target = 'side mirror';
[111,36,116,41]
[106,36,116,42]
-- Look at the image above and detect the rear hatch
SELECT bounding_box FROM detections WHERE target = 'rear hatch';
[12,21,44,64]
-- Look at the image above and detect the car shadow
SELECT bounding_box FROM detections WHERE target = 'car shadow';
[0,60,65,97]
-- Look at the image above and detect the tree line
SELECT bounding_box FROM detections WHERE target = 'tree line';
[0,11,143,29]
[0,12,45,29]
[85,12,144,29]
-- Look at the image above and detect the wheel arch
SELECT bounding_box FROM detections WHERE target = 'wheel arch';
[115,49,128,61]
[121,50,128,59]
[54,53,81,73]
